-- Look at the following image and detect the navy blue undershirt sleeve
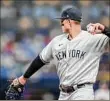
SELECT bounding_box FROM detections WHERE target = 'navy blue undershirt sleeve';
[23,55,45,78]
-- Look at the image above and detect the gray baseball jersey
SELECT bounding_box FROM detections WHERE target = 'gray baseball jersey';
[40,30,109,86]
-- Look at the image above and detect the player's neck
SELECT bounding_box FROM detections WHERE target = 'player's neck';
[68,26,81,40]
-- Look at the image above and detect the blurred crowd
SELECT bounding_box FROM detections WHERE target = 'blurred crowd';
[0,0,110,100]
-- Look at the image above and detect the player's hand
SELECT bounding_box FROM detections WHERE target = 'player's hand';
[87,23,105,34]
[5,76,27,100]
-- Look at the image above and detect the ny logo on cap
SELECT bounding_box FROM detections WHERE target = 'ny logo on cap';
[66,14,69,18]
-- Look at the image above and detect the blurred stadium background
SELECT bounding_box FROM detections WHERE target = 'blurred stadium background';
[0,0,110,100]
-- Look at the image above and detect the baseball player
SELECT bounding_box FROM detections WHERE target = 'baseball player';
[5,7,110,100]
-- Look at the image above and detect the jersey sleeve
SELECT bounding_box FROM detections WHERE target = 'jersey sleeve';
[39,39,54,63]
[97,34,109,52]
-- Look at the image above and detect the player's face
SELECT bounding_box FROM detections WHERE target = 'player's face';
[61,19,70,33]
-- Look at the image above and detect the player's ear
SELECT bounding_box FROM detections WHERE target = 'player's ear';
[71,20,80,25]
[75,21,81,25]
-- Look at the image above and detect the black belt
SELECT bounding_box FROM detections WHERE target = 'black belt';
[59,82,93,93]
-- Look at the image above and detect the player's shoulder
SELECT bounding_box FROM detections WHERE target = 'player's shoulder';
[93,33,109,41]
[83,30,108,39]
[52,34,67,42]
[81,30,92,37]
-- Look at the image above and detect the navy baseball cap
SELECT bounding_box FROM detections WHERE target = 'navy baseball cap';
[55,6,82,22]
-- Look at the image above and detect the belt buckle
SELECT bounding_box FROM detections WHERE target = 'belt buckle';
[62,85,68,93]
[60,84,76,93]
[59,85,69,93]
